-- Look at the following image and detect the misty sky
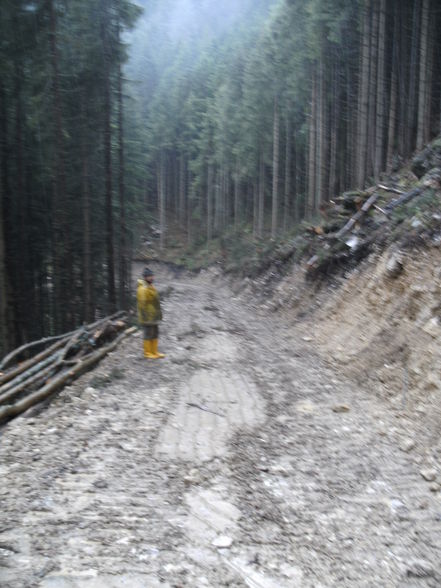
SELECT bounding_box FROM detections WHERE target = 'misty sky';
[131,0,276,44]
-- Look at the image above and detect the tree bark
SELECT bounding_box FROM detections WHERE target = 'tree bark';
[317,53,327,207]
[117,30,127,310]
[101,3,116,312]
[386,3,399,173]
[159,150,166,250]
[81,118,93,323]
[416,0,429,150]
[307,70,317,217]
[357,0,371,188]
[0,166,7,358]
[258,153,265,238]
[179,154,186,227]
[49,0,72,330]
[207,163,213,241]
[271,95,280,238]
[406,0,421,155]
[283,117,291,231]
[367,0,378,179]
[234,159,240,228]
[374,0,386,182]
[328,62,339,199]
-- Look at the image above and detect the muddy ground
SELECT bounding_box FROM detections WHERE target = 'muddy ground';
[0,263,440,587]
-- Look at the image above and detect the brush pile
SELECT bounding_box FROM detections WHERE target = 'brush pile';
[0,313,135,424]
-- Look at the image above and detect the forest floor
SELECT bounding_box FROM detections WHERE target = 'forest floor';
[1,261,441,587]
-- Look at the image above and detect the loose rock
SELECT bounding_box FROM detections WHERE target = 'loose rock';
[420,468,437,482]
[212,535,233,549]
[406,559,435,578]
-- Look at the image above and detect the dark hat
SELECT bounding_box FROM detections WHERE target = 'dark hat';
[143,267,154,277]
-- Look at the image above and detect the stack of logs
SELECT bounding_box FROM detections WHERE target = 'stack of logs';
[0,313,136,424]
[306,183,422,272]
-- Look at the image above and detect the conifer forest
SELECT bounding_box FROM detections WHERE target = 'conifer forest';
[1,0,441,357]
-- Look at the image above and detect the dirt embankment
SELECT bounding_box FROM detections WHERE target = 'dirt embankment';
[237,140,441,450]
[238,239,441,485]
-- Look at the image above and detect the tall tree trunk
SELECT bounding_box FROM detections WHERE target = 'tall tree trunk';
[406,0,421,155]
[179,154,186,227]
[102,6,116,312]
[416,0,429,150]
[0,82,11,354]
[214,168,221,233]
[12,31,27,344]
[367,0,378,178]
[159,150,166,250]
[386,3,399,172]
[49,0,70,330]
[374,0,386,181]
[357,0,371,187]
[307,70,317,217]
[234,158,240,228]
[0,167,8,357]
[271,95,279,238]
[345,61,354,190]
[207,163,213,241]
[328,62,338,199]
[252,177,258,238]
[117,36,127,310]
[81,93,94,323]
[283,117,291,231]
[82,142,93,323]
[424,13,434,147]
[258,153,265,238]
[317,53,327,206]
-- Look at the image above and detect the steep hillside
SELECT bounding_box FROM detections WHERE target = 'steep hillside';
[241,139,441,459]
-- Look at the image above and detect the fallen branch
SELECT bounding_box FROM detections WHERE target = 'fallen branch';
[186,402,225,418]
[378,184,405,195]
[373,204,389,216]
[0,337,70,387]
[384,187,422,211]
[0,352,62,399]
[0,311,126,371]
[335,193,379,239]
[0,360,61,405]
[0,327,136,424]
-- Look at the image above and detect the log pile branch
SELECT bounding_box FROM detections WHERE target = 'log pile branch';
[305,183,428,274]
[0,314,136,424]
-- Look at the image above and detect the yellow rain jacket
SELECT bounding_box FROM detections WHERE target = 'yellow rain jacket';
[137,279,163,325]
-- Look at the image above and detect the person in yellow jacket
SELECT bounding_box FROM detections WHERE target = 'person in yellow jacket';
[137,267,165,359]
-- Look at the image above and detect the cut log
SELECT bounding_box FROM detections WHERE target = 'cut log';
[0,327,136,424]
[377,184,405,194]
[0,352,61,397]
[384,187,422,211]
[0,311,127,371]
[335,193,380,239]
[0,361,61,405]
[0,338,69,387]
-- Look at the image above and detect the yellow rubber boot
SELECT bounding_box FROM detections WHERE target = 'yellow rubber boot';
[144,340,156,359]
[152,339,165,358]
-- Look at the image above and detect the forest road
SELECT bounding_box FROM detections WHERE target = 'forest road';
[0,263,440,588]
